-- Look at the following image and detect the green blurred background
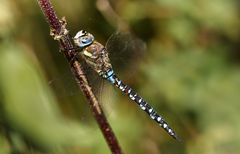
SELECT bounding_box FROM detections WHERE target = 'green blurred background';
[1,0,240,154]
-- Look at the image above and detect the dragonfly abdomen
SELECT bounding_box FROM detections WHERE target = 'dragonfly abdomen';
[104,69,179,140]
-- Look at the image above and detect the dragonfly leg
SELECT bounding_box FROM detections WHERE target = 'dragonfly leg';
[58,45,81,64]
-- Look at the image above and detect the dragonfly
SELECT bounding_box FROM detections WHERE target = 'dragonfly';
[73,30,180,141]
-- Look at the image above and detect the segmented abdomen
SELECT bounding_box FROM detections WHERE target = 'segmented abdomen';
[104,69,180,141]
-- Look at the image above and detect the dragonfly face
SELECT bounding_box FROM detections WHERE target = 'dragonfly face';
[74,30,113,76]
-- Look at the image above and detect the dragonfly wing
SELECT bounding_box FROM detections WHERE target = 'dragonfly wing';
[106,32,147,76]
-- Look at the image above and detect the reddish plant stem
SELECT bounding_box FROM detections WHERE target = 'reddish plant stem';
[37,0,122,154]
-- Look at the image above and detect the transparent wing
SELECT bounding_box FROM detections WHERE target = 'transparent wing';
[48,54,104,100]
[106,31,147,77]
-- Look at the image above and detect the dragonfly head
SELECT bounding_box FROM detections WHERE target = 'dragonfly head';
[73,30,94,48]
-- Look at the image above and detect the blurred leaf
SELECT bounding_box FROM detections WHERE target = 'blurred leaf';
[0,42,107,153]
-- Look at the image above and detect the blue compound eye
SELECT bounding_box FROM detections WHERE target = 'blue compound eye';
[82,36,91,43]
[74,30,94,48]
[81,37,93,47]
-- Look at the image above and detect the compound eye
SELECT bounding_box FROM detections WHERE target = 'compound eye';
[74,30,94,47]
[81,36,92,45]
